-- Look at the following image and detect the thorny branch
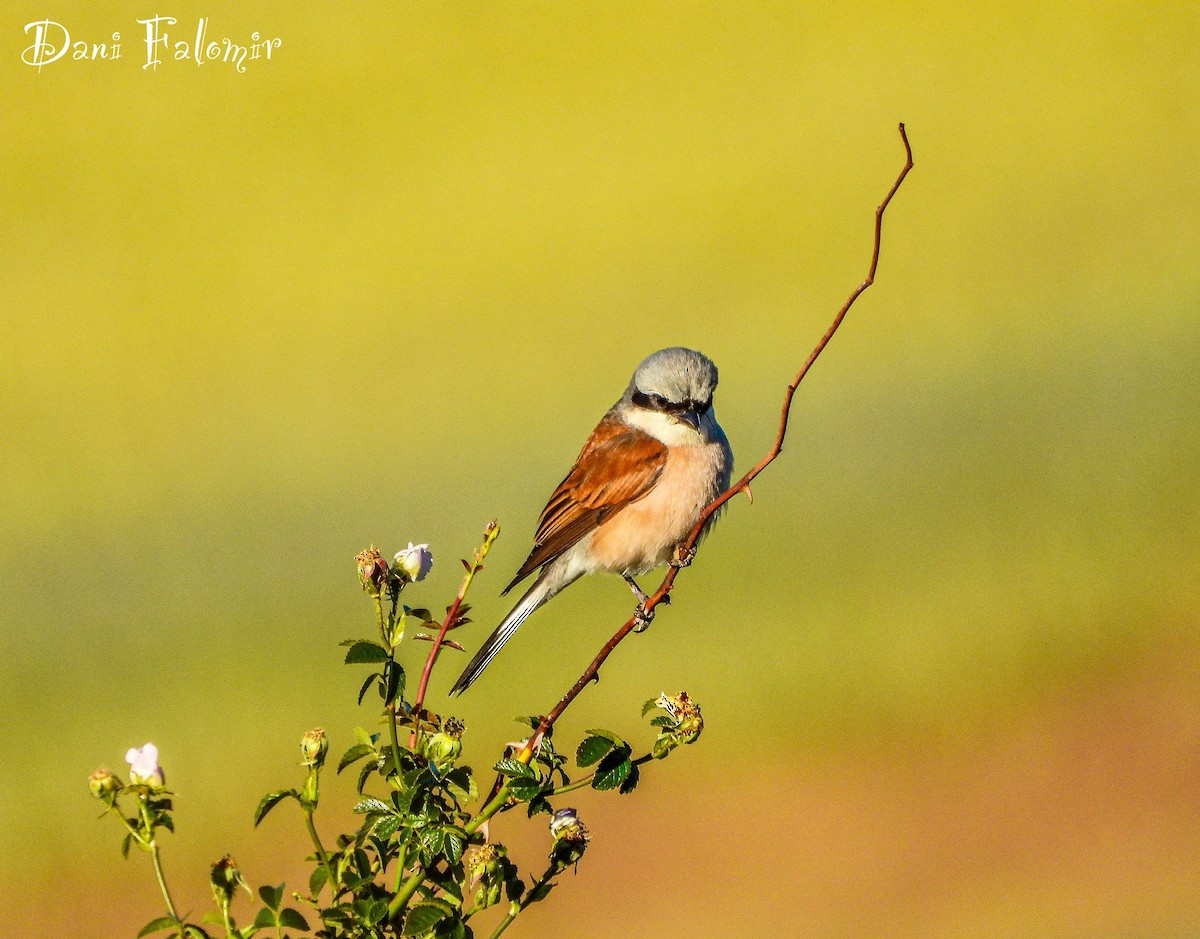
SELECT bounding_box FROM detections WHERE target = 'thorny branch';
[515,123,914,764]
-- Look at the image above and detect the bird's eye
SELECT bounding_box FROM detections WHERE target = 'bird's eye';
[650,394,669,409]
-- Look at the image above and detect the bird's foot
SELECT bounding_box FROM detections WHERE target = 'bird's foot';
[633,602,655,633]
[670,545,696,569]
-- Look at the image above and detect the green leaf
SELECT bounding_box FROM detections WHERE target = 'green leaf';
[493,758,536,779]
[337,743,376,774]
[381,660,405,705]
[373,814,402,839]
[252,908,276,929]
[258,883,283,911]
[358,673,380,705]
[649,715,674,727]
[525,880,556,905]
[402,903,449,936]
[575,735,615,768]
[137,917,179,937]
[182,926,213,939]
[591,749,632,791]
[308,864,328,897]
[352,797,392,815]
[618,760,641,795]
[356,760,376,794]
[583,727,627,747]
[442,828,465,865]
[641,698,661,717]
[278,908,309,930]
[444,766,478,803]
[344,641,390,664]
[253,789,298,827]
[508,777,541,802]
[121,832,133,859]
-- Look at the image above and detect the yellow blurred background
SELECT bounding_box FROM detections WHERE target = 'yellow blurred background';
[2,3,1197,936]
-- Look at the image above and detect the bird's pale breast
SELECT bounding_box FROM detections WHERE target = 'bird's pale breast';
[587,440,730,575]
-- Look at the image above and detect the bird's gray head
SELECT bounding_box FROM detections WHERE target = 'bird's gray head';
[624,347,719,431]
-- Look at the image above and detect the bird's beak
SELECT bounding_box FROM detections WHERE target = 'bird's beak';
[677,409,702,431]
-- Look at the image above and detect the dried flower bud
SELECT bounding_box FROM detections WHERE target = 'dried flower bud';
[210,855,250,908]
[394,543,433,582]
[125,743,165,788]
[468,843,505,908]
[656,691,704,741]
[355,546,390,595]
[88,768,122,802]
[300,727,328,768]
[549,807,590,870]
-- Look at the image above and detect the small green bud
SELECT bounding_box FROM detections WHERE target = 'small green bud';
[423,717,465,769]
[88,768,122,802]
[300,728,328,768]
[467,843,505,909]
[209,854,250,908]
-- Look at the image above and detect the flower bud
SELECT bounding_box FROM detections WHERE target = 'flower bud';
[125,743,166,788]
[423,717,465,769]
[88,768,122,802]
[467,843,504,908]
[300,727,328,768]
[549,807,590,870]
[210,855,249,908]
[355,546,390,595]
[394,543,433,582]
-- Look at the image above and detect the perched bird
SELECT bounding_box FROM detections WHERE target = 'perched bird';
[449,347,733,695]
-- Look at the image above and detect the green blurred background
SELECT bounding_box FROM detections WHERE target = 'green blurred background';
[3,3,1198,936]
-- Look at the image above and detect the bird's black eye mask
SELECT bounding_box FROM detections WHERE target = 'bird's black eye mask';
[632,389,711,415]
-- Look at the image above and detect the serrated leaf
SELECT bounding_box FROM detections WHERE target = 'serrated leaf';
[442,829,465,865]
[591,749,632,791]
[583,727,627,747]
[352,797,392,815]
[308,863,328,896]
[650,715,674,727]
[493,758,536,779]
[344,641,390,665]
[508,777,541,802]
[618,760,641,795]
[525,880,556,905]
[373,814,402,839]
[252,908,276,929]
[575,735,615,768]
[278,908,309,930]
[641,698,661,717]
[258,883,283,911]
[444,766,478,803]
[356,760,376,794]
[253,789,297,827]
[358,673,380,705]
[337,743,376,774]
[138,916,180,937]
[402,903,449,936]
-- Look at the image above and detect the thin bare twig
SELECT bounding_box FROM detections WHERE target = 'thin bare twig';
[517,123,914,763]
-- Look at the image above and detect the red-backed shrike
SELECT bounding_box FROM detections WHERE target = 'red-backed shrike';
[449,347,733,695]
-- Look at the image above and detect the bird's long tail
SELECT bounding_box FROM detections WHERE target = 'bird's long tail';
[449,565,578,695]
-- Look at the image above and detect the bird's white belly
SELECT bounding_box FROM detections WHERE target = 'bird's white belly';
[587,441,729,575]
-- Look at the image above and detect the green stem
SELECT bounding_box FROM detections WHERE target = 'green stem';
[373,595,388,647]
[387,864,427,922]
[304,808,336,898]
[391,840,409,894]
[220,900,235,939]
[387,702,405,777]
[488,868,555,939]
[463,780,512,836]
[138,802,180,920]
